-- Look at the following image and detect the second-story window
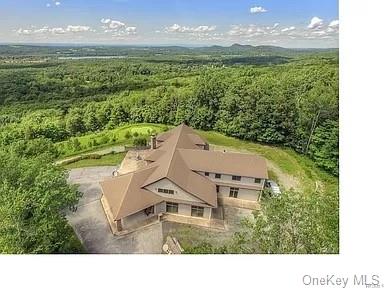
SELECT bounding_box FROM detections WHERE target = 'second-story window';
[215,173,221,179]
[158,188,175,195]
[232,175,241,181]
[204,172,209,176]
[254,178,262,184]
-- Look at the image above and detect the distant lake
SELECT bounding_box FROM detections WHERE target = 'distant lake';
[58,56,128,60]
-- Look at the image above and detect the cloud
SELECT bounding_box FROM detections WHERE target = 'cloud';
[66,25,91,33]
[329,20,339,29]
[165,24,216,33]
[125,26,137,34]
[17,25,92,35]
[100,18,137,36]
[307,16,324,29]
[46,1,61,8]
[281,26,295,32]
[228,25,266,37]
[250,6,267,13]
[101,18,131,31]
[51,27,66,34]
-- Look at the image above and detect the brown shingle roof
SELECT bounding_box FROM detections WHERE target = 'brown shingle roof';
[178,149,269,179]
[142,124,217,207]
[100,166,163,220]
[100,123,267,220]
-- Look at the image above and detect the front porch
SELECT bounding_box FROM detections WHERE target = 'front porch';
[101,196,226,235]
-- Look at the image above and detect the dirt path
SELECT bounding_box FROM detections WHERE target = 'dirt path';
[211,144,300,191]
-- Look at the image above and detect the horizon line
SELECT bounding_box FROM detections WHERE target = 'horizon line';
[0,42,339,49]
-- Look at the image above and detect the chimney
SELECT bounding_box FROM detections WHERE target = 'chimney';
[150,134,156,150]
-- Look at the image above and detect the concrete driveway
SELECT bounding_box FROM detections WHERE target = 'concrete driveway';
[66,167,163,254]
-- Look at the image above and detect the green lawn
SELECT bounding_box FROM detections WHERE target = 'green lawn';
[62,152,126,169]
[56,123,169,159]
[60,125,338,197]
[198,130,338,195]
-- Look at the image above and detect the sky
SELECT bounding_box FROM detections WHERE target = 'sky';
[0,0,339,48]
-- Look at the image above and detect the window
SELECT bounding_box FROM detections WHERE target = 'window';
[166,202,178,213]
[158,188,175,195]
[232,175,241,181]
[144,206,154,216]
[191,206,204,217]
[229,187,239,198]
[215,173,221,179]
[204,172,209,176]
[216,185,220,193]
[254,178,262,184]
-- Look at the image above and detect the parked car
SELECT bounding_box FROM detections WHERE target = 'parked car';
[265,180,281,196]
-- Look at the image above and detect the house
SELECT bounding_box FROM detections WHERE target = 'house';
[100,123,268,232]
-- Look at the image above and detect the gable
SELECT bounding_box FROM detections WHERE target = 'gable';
[144,178,205,204]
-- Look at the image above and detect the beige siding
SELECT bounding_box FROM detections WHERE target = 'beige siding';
[121,209,153,229]
[203,207,211,219]
[218,186,260,201]
[155,202,166,214]
[161,202,211,219]
[198,171,265,189]
[144,178,205,203]
[178,203,190,216]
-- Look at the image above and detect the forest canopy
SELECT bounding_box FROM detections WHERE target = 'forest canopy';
[0,48,339,175]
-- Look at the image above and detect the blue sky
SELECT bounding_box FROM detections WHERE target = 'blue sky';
[0,0,339,47]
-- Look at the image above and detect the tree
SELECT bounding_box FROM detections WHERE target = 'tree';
[133,136,148,147]
[65,108,86,136]
[228,190,339,254]
[9,138,59,159]
[308,120,339,175]
[0,151,83,253]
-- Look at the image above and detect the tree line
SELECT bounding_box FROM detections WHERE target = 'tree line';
[0,57,339,175]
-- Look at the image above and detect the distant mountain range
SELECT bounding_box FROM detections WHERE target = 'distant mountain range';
[0,43,338,57]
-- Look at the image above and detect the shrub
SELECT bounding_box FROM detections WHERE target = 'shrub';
[72,138,82,151]
[83,154,102,160]
[99,135,110,144]
[132,131,139,137]
[133,136,147,147]
[124,131,132,139]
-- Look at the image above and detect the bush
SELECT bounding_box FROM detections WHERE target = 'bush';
[132,131,139,137]
[124,131,132,139]
[99,135,110,144]
[133,136,147,147]
[83,154,102,160]
[72,138,82,151]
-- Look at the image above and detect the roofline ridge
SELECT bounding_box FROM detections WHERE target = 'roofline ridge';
[116,165,159,217]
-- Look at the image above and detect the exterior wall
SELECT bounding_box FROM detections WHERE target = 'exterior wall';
[203,207,211,218]
[155,202,166,214]
[178,203,191,216]
[198,171,265,189]
[156,201,211,219]
[145,178,205,204]
[218,185,261,201]
[121,209,154,229]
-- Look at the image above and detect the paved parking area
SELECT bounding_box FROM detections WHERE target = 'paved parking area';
[66,167,163,254]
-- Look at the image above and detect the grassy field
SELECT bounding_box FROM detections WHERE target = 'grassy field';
[198,130,338,196]
[62,152,126,169]
[60,125,338,197]
[56,123,169,158]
